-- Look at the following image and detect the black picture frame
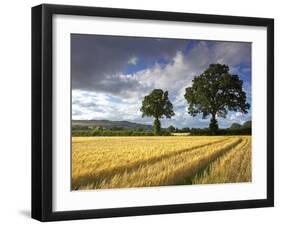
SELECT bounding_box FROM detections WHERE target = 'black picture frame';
[32,3,274,222]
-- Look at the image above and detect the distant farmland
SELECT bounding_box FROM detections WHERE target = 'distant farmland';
[72,136,251,190]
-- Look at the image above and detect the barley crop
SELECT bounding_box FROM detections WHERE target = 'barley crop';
[71,136,251,190]
[191,136,251,184]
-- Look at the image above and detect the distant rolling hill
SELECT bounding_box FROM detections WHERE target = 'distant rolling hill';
[72,119,152,130]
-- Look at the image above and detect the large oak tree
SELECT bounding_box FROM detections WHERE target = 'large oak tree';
[184,64,250,134]
[140,89,175,135]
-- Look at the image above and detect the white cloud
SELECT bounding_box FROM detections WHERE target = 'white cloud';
[128,56,138,65]
[72,90,146,123]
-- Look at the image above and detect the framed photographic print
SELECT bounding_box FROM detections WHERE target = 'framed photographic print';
[32,4,274,221]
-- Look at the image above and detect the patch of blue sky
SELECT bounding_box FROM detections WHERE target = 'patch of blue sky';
[182,40,200,55]
[232,62,252,83]
[229,62,252,113]
[108,95,124,104]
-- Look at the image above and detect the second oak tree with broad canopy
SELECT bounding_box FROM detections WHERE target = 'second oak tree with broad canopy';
[184,64,250,134]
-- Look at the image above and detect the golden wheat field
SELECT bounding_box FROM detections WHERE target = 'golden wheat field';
[71,136,251,190]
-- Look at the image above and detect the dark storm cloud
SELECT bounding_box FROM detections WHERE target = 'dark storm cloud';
[71,34,187,94]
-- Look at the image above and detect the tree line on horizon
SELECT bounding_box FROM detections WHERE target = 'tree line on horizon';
[72,120,251,136]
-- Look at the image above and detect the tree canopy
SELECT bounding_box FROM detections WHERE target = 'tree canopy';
[140,89,175,135]
[242,120,252,129]
[184,64,250,134]
[230,123,242,130]
[167,125,176,133]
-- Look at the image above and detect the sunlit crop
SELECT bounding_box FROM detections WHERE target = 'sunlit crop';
[72,136,251,190]
[191,136,251,184]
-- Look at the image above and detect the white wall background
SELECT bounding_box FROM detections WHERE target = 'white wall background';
[0,0,279,225]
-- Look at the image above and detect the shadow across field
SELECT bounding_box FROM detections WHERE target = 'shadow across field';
[72,138,231,190]
[181,137,250,185]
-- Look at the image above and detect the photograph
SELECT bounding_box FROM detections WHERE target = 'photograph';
[30,3,274,221]
[71,34,252,190]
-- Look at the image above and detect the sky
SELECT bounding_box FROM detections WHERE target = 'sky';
[71,34,252,129]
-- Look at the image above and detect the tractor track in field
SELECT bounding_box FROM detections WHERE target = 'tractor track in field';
[178,137,248,185]
[188,137,251,184]
[72,138,233,189]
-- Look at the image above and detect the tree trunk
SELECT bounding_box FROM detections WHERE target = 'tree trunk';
[209,113,218,135]
[153,118,161,135]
